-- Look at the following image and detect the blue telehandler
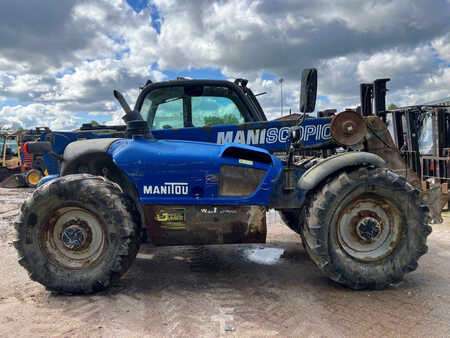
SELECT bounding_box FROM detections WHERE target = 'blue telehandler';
[15,69,439,294]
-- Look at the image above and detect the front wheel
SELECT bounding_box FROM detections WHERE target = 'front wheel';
[14,174,140,294]
[301,167,432,289]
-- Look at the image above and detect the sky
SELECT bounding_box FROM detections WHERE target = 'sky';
[0,0,449,130]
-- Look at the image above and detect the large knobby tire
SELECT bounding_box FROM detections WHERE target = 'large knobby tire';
[301,167,432,290]
[14,174,140,294]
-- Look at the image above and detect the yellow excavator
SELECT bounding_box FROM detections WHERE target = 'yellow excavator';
[0,133,46,188]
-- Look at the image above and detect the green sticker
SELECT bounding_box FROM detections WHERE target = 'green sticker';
[238,159,253,165]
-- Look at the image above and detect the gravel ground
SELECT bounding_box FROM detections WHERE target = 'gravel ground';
[1,187,450,337]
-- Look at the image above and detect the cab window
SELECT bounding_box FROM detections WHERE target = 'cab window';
[139,85,249,130]
[0,137,5,151]
[5,137,18,158]
[152,98,184,129]
[192,96,244,127]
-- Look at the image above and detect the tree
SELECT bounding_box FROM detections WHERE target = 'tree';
[203,114,239,126]
[388,103,398,110]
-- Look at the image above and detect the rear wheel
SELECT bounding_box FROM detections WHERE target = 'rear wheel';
[301,167,431,289]
[14,174,140,294]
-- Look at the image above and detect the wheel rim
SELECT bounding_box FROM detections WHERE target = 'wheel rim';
[336,195,403,262]
[42,207,106,269]
[28,172,40,186]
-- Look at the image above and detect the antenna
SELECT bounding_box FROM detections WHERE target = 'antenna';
[279,78,284,116]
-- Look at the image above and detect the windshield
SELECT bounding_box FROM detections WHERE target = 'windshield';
[140,86,184,124]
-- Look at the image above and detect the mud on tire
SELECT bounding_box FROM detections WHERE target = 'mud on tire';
[301,167,432,289]
[14,174,140,294]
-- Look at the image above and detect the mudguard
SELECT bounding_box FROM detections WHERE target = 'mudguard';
[60,138,120,175]
[298,152,385,191]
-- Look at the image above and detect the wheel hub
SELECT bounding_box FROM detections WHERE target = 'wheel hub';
[61,224,87,250]
[356,217,382,242]
[42,207,105,270]
[336,196,403,262]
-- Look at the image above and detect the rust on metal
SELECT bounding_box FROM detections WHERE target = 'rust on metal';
[364,116,422,188]
[337,195,403,262]
[42,206,106,269]
[386,106,449,213]
[364,116,443,223]
[330,110,367,146]
[144,205,267,246]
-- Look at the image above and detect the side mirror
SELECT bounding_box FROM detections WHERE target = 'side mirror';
[24,141,52,154]
[300,68,317,113]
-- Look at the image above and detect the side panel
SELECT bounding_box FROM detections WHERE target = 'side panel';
[152,118,333,153]
[109,138,283,206]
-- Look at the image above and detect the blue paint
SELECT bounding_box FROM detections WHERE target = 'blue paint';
[40,117,332,176]
[37,174,59,187]
[108,138,282,205]
[152,118,332,151]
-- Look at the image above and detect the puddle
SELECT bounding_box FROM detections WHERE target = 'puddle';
[244,247,284,265]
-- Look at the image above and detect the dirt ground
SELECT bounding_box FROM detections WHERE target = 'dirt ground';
[1,187,450,337]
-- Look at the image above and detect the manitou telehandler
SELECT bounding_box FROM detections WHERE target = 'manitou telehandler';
[15,69,440,294]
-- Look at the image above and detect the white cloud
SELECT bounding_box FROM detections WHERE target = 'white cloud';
[357,47,434,81]
[432,32,450,62]
[0,0,449,130]
[0,104,82,130]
